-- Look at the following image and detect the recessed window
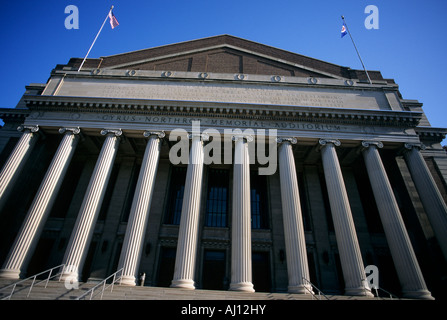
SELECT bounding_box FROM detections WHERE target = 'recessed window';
[205,168,229,227]
[251,171,269,229]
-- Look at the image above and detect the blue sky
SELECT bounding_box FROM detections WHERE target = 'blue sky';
[0,0,446,144]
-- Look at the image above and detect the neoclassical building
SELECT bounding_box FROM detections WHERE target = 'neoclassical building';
[0,35,446,299]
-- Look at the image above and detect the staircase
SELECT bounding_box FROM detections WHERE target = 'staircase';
[0,277,385,300]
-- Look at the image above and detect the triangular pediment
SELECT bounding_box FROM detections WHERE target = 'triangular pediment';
[65,35,384,81]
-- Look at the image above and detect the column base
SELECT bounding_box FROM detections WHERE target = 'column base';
[170,279,195,290]
[229,282,255,293]
[344,286,374,297]
[0,268,21,279]
[119,275,136,286]
[402,289,434,300]
[288,284,314,295]
[59,271,79,283]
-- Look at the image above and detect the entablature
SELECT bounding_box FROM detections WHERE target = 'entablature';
[23,95,422,129]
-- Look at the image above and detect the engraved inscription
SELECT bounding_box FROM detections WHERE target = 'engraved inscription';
[97,114,344,131]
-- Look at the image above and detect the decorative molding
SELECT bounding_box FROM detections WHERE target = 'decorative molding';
[23,95,423,128]
[308,77,318,84]
[17,124,39,133]
[276,137,297,144]
[187,132,209,141]
[319,139,341,147]
[361,140,384,149]
[143,130,165,139]
[404,142,426,151]
[100,128,123,137]
[232,134,254,143]
[59,127,81,135]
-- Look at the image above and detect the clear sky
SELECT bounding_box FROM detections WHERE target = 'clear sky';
[0,0,446,144]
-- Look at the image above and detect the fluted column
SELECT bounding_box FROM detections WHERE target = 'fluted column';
[319,139,372,296]
[277,137,313,294]
[229,134,254,293]
[404,143,447,262]
[0,127,80,279]
[0,125,40,212]
[61,129,122,281]
[118,131,164,286]
[362,141,433,299]
[170,132,208,289]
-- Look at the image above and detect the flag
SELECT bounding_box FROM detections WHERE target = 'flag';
[108,10,119,29]
[341,23,347,38]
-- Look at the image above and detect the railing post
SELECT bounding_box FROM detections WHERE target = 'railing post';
[100,281,106,300]
[46,269,53,288]
[27,276,36,298]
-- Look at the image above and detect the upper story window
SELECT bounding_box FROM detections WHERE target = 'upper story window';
[250,171,269,229]
[205,168,229,227]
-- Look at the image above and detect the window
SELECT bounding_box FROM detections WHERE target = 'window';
[250,171,269,229]
[205,168,229,227]
[164,166,187,225]
[202,250,227,290]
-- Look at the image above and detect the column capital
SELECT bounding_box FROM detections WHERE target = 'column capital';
[187,132,209,141]
[17,124,39,133]
[232,134,253,143]
[319,139,341,147]
[59,127,81,135]
[100,128,122,137]
[404,142,426,151]
[143,130,165,139]
[361,140,383,149]
[276,137,297,145]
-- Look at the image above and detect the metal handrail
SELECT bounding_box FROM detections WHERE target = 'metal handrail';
[302,277,330,300]
[372,286,400,300]
[0,264,65,300]
[76,268,123,300]
[361,277,399,300]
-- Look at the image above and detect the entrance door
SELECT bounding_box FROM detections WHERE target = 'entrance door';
[157,247,176,287]
[202,250,227,290]
[252,252,271,292]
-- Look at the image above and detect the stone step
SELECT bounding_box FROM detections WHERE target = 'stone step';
[1,278,395,300]
[0,278,95,300]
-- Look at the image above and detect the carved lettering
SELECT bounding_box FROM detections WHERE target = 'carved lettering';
[93,114,344,132]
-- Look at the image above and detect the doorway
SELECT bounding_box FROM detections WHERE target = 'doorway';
[202,250,227,290]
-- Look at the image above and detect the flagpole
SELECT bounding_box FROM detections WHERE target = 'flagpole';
[77,6,114,72]
[341,15,372,84]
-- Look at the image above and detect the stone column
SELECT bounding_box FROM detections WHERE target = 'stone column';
[362,141,433,299]
[118,131,164,286]
[229,134,255,293]
[61,129,122,281]
[404,143,447,262]
[319,139,372,296]
[0,127,80,279]
[170,132,207,289]
[0,125,40,212]
[277,137,313,294]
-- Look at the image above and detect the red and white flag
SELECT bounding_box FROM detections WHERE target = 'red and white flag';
[108,10,119,29]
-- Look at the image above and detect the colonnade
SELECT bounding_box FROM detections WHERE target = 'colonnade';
[0,124,444,299]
